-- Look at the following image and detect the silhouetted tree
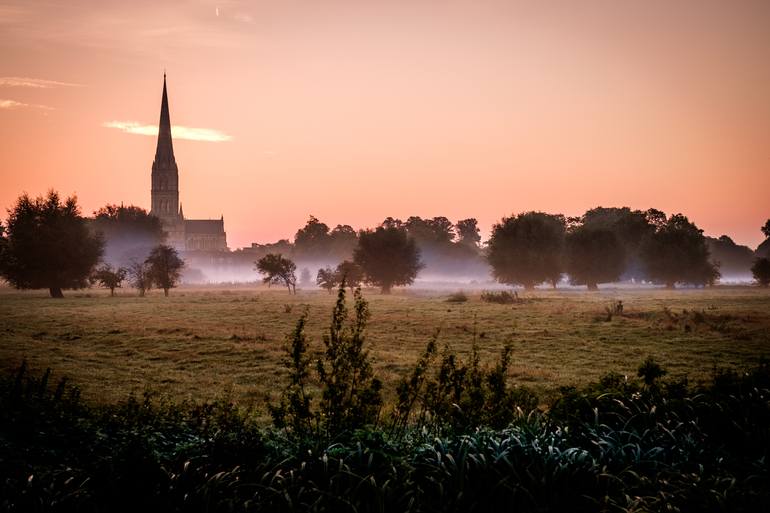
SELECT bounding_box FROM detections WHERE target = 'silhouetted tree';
[145,244,184,296]
[756,220,770,259]
[127,259,152,297]
[294,215,331,259]
[316,267,338,293]
[487,212,565,290]
[405,216,455,245]
[335,260,364,290]
[565,227,625,290]
[256,253,297,294]
[640,214,720,288]
[582,207,656,280]
[706,235,755,277]
[91,204,164,265]
[0,191,103,298]
[456,218,481,248]
[329,224,358,260]
[752,258,770,287]
[90,264,127,296]
[354,225,423,294]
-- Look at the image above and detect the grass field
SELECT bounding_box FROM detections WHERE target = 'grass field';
[1,285,769,413]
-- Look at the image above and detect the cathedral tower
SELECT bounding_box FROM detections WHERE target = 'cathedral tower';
[150,74,185,249]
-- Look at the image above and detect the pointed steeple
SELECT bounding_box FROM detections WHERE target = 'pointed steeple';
[153,73,176,169]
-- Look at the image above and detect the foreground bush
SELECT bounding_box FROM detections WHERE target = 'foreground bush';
[2,357,769,512]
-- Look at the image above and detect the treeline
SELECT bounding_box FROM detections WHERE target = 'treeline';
[1,190,770,296]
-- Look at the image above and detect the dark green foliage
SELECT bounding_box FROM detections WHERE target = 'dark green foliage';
[751,257,770,287]
[317,285,383,435]
[145,244,184,296]
[637,356,667,387]
[256,253,297,293]
[762,219,770,239]
[640,213,721,288]
[90,263,127,296]
[354,225,423,293]
[271,284,383,439]
[565,226,625,290]
[4,359,770,512]
[487,211,565,290]
[394,335,538,432]
[269,313,315,436]
[0,191,104,297]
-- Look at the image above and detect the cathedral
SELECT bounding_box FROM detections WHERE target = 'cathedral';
[150,75,228,252]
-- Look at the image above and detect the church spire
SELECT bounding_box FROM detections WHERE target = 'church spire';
[153,73,176,168]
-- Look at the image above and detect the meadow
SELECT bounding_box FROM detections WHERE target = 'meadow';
[1,284,769,412]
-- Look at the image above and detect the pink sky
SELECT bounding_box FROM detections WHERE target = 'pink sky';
[1,0,769,249]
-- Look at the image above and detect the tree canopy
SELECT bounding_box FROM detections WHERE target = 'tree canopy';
[640,214,720,288]
[354,225,423,293]
[145,245,185,296]
[487,212,565,290]
[565,226,625,290]
[0,191,103,297]
[90,204,164,266]
[90,264,127,296]
[256,253,297,294]
[751,258,770,287]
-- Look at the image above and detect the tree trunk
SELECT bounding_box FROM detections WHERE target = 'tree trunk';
[666,282,676,290]
[523,283,535,291]
[381,284,392,294]
[49,287,64,298]
[587,282,598,291]
[139,288,145,297]
[110,288,115,297]
[164,288,169,297]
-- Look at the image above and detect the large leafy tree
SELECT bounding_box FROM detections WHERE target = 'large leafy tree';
[256,253,297,294]
[758,220,770,259]
[145,244,184,296]
[581,207,656,280]
[456,218,481,248]
[565,226,625,290]
[487,212,565,290]
[354,225,423,294]
[751,258,770,287]
[294,215,331,259]
[91,204,164,265]
[640,214,720,288]
[0,191,103,298]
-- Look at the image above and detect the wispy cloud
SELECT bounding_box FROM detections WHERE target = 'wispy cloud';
[103,121,232,142]
[0,99,54,110]
[0,77,82,88]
